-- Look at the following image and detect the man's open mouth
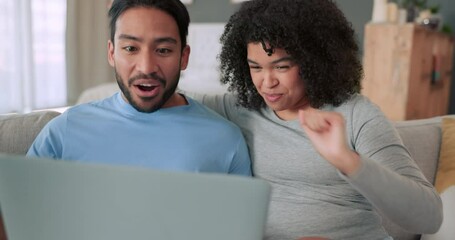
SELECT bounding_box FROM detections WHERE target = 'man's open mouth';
[136,83,157,92]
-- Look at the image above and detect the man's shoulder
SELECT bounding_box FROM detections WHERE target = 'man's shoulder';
[61,103,95,120]
[187,99,230,120]
[66,95,117,116]
[42,104,91,129]
[186,97,242,131]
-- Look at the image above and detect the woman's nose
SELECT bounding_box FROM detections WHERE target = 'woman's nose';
[263,71,278,88]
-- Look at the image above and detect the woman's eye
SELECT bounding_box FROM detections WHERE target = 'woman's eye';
[275,65,289,70]
[249,65,261,70]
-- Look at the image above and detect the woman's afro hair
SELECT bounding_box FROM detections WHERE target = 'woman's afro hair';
[219,0,363,110]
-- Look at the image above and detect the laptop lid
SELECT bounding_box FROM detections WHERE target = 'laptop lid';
[0,154,270,240]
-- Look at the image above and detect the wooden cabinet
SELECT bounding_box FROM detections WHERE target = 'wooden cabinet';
[362,23,454,121]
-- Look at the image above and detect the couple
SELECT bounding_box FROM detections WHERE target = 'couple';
[28,0,442,239]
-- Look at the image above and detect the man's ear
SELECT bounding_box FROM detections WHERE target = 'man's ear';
[107,40,115,67]
[180,45,190,70]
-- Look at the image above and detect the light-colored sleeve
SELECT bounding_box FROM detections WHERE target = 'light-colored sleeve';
[229,134,253,176]
[340,98,442,234]
[343,157,442,233]
[26,114,66,159]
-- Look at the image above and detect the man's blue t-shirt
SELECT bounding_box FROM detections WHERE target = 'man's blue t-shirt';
[27,93,251,176]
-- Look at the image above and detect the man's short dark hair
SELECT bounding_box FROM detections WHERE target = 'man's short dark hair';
[108,0,190,50]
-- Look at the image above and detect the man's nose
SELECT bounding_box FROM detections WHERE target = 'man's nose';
[137,52,158,74]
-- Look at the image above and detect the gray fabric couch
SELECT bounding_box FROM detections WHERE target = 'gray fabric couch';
[0,110,452,240]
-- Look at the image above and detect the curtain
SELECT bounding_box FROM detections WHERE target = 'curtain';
[0,0,67,114]
[66,0,113,105]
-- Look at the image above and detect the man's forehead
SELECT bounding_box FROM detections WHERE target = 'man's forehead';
[113,7,180,41]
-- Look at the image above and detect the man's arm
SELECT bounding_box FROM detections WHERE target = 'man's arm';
[228,134,252,176]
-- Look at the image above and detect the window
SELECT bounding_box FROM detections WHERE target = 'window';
[0,0,67,114]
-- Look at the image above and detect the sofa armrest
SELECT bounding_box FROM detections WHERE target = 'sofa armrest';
[380,116,445,240]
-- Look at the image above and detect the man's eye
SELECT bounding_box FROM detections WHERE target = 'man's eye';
[157,48,172,55]
[123,46,137,52]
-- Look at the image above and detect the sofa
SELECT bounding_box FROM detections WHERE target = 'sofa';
[0,110,454,240]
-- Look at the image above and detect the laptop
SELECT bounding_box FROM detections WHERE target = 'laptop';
[0,154,270,240]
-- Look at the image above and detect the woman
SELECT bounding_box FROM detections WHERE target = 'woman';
[184,0,442,239]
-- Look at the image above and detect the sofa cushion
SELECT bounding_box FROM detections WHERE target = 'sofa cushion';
[0,111,60,155]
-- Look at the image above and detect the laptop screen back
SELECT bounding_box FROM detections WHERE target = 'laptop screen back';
[0,154,270,240]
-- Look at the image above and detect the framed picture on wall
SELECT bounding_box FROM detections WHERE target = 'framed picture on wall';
[180,0,193,4]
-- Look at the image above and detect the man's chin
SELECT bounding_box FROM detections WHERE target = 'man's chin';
[132,105,160,113]
[130,98,164,113]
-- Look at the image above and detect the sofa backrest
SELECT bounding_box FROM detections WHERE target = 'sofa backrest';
[395,117,444,184]
[0,111,60,155]
[76,82,118,104]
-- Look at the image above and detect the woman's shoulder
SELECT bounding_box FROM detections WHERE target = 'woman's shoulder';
[331,94,388,125]
[333,94,382,114]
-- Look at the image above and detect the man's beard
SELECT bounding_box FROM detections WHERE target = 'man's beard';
[114,69,180,113]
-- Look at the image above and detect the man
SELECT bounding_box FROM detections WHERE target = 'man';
[27,0,251,176]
